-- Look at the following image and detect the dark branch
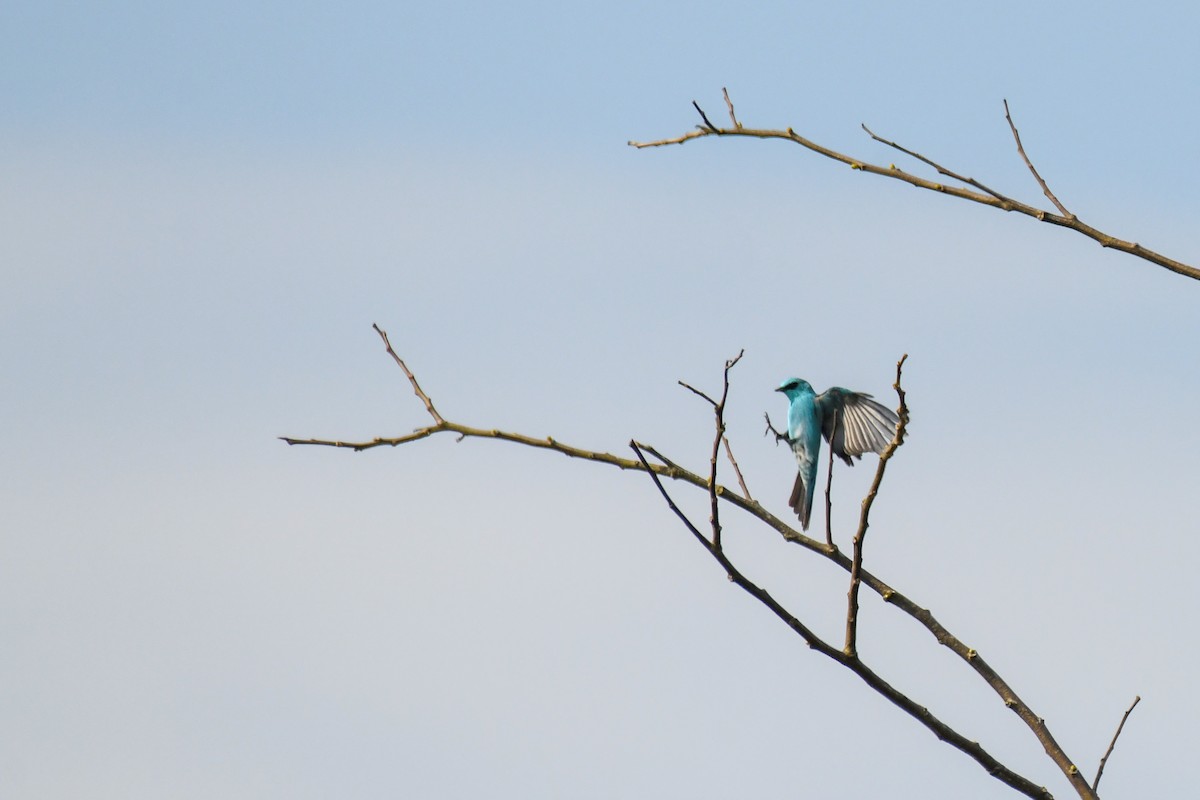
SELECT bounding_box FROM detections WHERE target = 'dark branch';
[678,380,718,407]
[1092,695,1141,792]
[691,100,718,133]
[630,438,1053,800]
[631,441,712,550]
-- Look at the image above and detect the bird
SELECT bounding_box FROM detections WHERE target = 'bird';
[775,378,900,530]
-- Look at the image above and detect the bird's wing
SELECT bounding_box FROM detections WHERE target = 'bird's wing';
[816,389,900,461]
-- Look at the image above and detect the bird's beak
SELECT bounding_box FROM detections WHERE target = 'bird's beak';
[774,386,784,393]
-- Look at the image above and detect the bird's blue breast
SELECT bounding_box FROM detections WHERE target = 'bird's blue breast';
[787,391,819,441]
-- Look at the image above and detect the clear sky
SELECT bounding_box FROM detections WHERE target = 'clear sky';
[3,2,1198,798]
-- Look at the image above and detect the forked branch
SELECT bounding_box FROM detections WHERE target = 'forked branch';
[633,357,1050,800]
[282,325,1114,800]
[636,438,1055,800]
[628,92,1199,282]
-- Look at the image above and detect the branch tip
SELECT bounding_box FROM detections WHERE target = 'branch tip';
[1092,695,1141,791]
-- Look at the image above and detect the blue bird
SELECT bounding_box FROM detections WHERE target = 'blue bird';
[776,378,900,530]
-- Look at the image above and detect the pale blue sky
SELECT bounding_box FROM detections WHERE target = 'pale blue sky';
[3,2,1198,798]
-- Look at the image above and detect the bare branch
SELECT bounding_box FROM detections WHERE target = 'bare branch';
[631,437,1054,800]
[1093,695,1141,792]
[633,440,688,475]
[709,350,744,551]
[284,332,1099,800]
[845,354,910,658]
[1005,99,1073,219]
[691,100,718,133]
[280,429,438,450]
[861,123,1015,205]
[722,435,752,502]
[372,323,445,425]
[678,380,718,407]
[631,441,713,550]
[763,411,788,444]
[722,86,741,129]
[629,96,1199,282]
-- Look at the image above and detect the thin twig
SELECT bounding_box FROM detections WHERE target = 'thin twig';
[708,405,724,552]
[722,435,752,502]
[1092,695,1141,792]
[722,87,741,129]
[679,380,718,406]
[633,441,688,475]
[845,355,909,657]
[372,323,445,425]
[628,96,1198,282]
[1004,99,1073,219]
[631,441,712,550]
[709,350,744,551]
[691,100,718,133]
[763,412,788,444]
[861,123,1014,205]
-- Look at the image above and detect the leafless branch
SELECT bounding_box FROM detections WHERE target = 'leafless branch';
[722,436,752,502]
[763,412,787,444]
[283,327,1101,800]
[631,441,712,550]
[691,100,718,133]
[679,353,745,551]
[629,95,1199,282]
[709,351,741,550]
[678,380,718,407]
[722,87,741,129]
[633,441,686,476]
[861,123,1014,205]
[845,354,909,658]
[1092,695,1141,792]
[372,323,445,425]
[1005,99,1073,219]
[630,433,1053,800]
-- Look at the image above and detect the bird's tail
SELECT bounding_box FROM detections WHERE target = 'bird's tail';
[788,472,812,530]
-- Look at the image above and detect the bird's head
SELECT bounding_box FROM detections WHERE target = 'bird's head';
[775,377,813,400]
